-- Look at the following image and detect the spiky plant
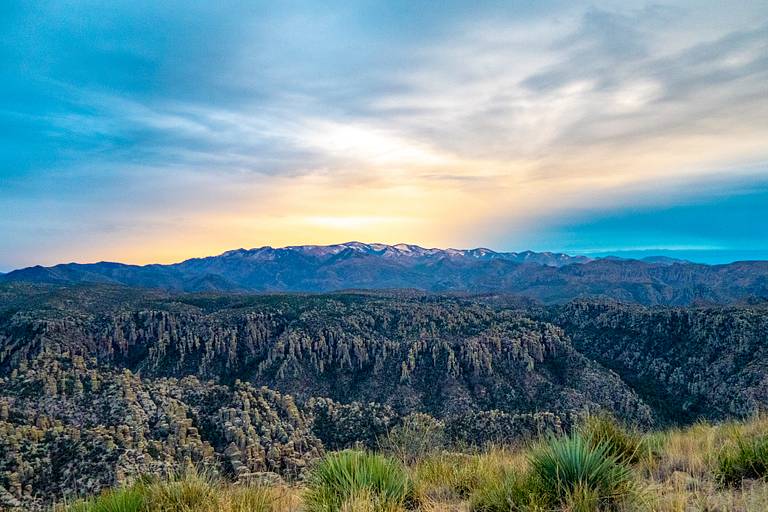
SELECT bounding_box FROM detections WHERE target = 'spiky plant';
[528,434,636,509]
[304,450,417,512]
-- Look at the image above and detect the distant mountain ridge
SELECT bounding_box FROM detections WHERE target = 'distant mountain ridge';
[2,242,768,305]
[208,242,592,265]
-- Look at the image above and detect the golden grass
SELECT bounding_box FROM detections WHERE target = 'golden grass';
[57,416,768,512]
[58,471,301,512]
[411,447,526,505]
[413,416,768,511]
[639,415,768,512]
[221,484,301,512]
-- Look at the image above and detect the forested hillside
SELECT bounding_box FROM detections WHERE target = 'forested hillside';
[1,283,767,509]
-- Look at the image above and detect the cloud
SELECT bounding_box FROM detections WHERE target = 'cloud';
[1,0,767,267]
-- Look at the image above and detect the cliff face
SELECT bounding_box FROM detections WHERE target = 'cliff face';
[554,300,768,422]
[0,287,651,421]
[1,284,767,508]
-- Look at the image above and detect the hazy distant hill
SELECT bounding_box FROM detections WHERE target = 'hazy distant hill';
[2,242,768,304]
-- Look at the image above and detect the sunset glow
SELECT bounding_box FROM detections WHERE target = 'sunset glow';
[1,1,767,269]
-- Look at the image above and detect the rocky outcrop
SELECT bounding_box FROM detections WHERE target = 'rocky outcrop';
[1,284,767,508]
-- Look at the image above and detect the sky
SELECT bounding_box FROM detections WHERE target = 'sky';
[1,0,767,270]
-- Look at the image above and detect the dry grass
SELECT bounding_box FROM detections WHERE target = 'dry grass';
[58,416,768,512]
[640,415,768,512]
[221,484,301,512]
[411,447,526,506]
[58,471,301,512]
[413,416,768,511]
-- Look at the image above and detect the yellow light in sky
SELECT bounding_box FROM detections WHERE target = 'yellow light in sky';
[305,215,412,230]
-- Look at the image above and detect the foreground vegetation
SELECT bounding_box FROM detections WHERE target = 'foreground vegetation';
[56,415,768,512]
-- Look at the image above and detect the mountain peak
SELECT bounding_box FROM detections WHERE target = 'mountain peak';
[7,242,767,304]
[205,242,587,263]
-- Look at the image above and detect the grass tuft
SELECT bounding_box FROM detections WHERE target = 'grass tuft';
[580,413,647,465]
[140,469,219,512]
[225,485,283,512]
[413,450,518,501]
[66,486,145,512]
[469,470,548,512]
[716,435,768,486]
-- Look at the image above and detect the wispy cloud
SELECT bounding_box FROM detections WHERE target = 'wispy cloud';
[0,0,767,267]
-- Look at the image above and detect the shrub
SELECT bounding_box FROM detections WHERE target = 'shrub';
[580,413,646,465]
[528,434,636,509]
[716,435,768,486]
[304,450,417,512]
[379,413,445,464]
[67,486,145,512]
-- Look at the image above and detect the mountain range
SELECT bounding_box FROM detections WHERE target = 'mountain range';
[2,242,767,305]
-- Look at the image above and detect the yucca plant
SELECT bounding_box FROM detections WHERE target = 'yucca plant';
[528,434,636,509]
[304,450,417,512]
[716,435,768,486]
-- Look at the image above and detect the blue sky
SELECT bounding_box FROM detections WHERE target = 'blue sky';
[1,0,767,270]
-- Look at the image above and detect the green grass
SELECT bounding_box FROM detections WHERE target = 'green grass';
[716,435,768,486]
[469,470,548,512]
[62,470,285,512]
[225,485,282,512]
[468,433,639,511]
[304,450,417,512]
[414,449,517,502]
[67,486,145,512]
